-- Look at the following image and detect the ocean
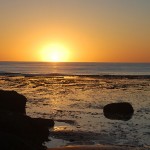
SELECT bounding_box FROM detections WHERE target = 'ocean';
[0,62,150,75]
[0,62,150,148]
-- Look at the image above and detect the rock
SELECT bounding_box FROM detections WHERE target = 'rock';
[32,118,55,128]
[0,110,54,150]
[0,90,55,150]
[0,132,35,150]
[0,90,26,114]
[103,102,134,121]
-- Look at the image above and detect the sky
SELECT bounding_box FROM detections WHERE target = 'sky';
[0,0,150,62]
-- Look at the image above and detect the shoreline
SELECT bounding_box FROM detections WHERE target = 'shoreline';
[1,73,150,79]
[48,145,148,150]
[0,75,150,148]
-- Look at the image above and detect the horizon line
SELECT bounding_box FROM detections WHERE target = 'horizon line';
[0,61,150,63]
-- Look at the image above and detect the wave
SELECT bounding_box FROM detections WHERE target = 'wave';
[1,71,150,79]
[0,71,66,77]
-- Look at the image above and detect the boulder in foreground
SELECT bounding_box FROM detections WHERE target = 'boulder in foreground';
[103,102,134,121]
[0,90,55,150]
[0,110,54,150]
[0,90,26,114]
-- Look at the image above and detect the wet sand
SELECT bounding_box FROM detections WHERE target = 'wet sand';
[48,145,146,150]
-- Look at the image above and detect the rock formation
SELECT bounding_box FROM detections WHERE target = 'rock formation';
[103,102,134,121]
[0,90,54,150]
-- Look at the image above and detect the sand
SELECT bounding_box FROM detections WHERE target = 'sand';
[48,145,147,150]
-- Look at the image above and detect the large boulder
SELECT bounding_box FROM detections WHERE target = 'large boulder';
[0,90,55,150]
[0,90,26,114]
[0,110,54,150]
[0,132,35,150]
[103,102,134,121]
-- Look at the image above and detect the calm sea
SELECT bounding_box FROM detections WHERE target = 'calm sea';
[0,62,150,75]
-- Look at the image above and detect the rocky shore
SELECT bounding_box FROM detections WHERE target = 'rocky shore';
[0,90,54,150]
[48,145,146,150]
[0,75,150,149]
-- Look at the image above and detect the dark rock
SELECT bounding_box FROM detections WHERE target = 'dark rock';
[0,90,55,150]
[0,90,26,114]
[32,118,55,128]
[0,110,54,150]
[103,102,134,121]
[0,132,35,150]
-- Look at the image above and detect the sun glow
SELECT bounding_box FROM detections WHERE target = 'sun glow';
[40,43,70,62]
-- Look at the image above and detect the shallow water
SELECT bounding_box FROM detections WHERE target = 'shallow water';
[0,75,150,148]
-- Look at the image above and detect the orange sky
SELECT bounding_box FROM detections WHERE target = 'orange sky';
[0,0,150,62]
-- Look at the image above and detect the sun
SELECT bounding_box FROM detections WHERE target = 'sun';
[50,51,60,62]
[40,43,70,62]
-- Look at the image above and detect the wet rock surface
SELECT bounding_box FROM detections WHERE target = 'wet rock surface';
[0,76,150,147]
[0,90,54,150]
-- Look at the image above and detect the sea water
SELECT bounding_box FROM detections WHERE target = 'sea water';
[0,62,150,75]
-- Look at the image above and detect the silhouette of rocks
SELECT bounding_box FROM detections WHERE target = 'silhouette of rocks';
[0,90,54,150]
[0,90,26,114]
[103,102,134,121]
[0,132,34,150]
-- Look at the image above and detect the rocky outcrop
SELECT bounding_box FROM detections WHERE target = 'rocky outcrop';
[0,90,26,114]
[0,90,54,150]
[103,102,134,121]
[0,132,35,150]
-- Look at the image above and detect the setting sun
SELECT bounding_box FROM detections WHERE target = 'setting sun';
[40,43,70,62]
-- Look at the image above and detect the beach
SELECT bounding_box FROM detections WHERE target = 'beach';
[1,0,150,148]
[0,74,150,149]
[48,145,147,150]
